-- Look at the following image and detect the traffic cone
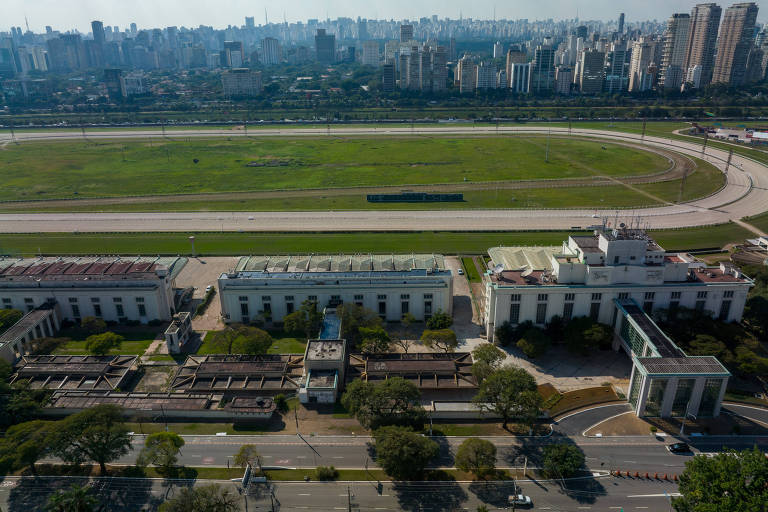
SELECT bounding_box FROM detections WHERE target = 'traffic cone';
[645,472,649,479]
[663,474,668,481]
[654,472,659,479]
[634,472,640,478]
[673,474,678,482]
[625,471,631,477]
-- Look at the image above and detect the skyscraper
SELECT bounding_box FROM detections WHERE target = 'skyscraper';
[362,41,379,67]
[261,37,280,65]
[659,13,691,89]
[382,62,395,92]
[618,13,625,34]
[683,3,722,88]
[628,40,658,91]
[604,40,629,93]
[400,24,414,43]
[712,2,759,86]
[315,29,336,63]
[579,49,605,94]
[528,44,555,94]
[91,21,105,46]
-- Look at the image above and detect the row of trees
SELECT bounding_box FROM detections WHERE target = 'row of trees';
[495,316,613,358]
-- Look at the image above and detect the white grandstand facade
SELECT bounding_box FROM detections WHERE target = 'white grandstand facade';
[0,256,187,323]
[218,254,452,324]
[484,228,753,341]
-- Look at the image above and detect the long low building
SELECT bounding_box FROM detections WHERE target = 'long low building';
[484,228,753,338]
[0,256,187,323]
[218,254,452,324]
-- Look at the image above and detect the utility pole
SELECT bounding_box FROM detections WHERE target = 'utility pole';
[347,485,352,512]
[641,119,647,143]
[568,120,572,136]
[702,132,708,155]
[8,123,16,144]
[523,456,528,479]
[244,118,248,137]
[725,148,733,176]
[545,128,551,163]
[161,122,166,139]
[678,165,688,203]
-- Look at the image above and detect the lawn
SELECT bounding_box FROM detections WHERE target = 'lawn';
[51,327,160,356]
[198,329,306,355]
[460,257,482,283]
[745,211,768,233]
[0,136,669,200]
[546,386,621,418]
[0,225,752,258]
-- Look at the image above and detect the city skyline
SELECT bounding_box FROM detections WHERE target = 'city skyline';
[4,0,766,34]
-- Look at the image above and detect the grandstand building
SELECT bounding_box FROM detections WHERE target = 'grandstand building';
[0,256,187,323]
[218,254,452,324]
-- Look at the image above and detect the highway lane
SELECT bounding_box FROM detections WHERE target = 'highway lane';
[0,474,683,511]
[0,126,766,232]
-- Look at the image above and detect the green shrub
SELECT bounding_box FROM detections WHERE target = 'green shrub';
[315,465,339,481]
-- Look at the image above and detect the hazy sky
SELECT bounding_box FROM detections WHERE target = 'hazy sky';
[3,0,767,33]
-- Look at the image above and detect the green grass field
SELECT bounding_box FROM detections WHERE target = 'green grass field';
[0,225,751,257]
[52,327,160,356]
[198,329,306,355]
[0,136,669,201]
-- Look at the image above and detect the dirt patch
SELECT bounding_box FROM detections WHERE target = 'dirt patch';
[133,366,176,392]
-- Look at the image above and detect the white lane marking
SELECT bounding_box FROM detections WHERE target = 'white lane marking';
[298,493,311,496]
[623,460,637,463]
[627,493,682,498]
[332,456,344,459]
[636,507,649,509]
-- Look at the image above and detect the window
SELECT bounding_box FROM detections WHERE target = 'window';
[564,293,575,301]
[115,304,124,317]
[563,302,574,320]
[537,294,548,302]
[510,294,521,302]
[377,294,387,300]
[93,304,102,317]
[719,300,731,321]
[536,303,547,324]
[263,303,272,314]
[68,297,78,303]
[241,316,249,323]
[238,296,248,302]
[618,292,629,300]
[671,291,681,300]
[400,294,410,300]
[285,295,294,301]
[401,301,409,315]
[24,298,34,304]
[591,293,602,301]
[613,256,619,264]
[699,379,723,417]
[354,295,364,301]
[113,297,122,303]
[331,295,341,301]
[2,298,11,303]
[589,301,601,321]
[695,300,706,311]
[696,291,708,299]
[643,301,654,314]
[671,379,695,417]
[261,296,271,302]
[723,290,734,298]
[138,304,147,317]
[71,304,80,318]
[286,302,295,314]
[240,303,249,316]
[644,292,655,300]
[424,301,432,315]
[135,297,144,303]
[378,301,386,316]
[509,303,520,324]
[90,297,100,303]
[308,295,317,301]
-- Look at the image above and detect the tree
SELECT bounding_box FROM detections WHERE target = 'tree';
[0,309,22,334]
[84,332,124,355]
[473,366,540,428]
[3,379,52,427]
[46,484,98,512]
[373,426,438,480]
[273,393,289,413]
[541,443,585,479]
[283,299,322,338]
[516,328,551,358]
[359,327,391,354]
[471,344,506,382]
[455,438,497,479]
[80,316,107,334]
[494,321,516,347]
[49,404,132,475]
[234,444,261,469]
[158,484,239,512]
[426,310,452,330]
[0,420,51,475]
[673,447,768,512]
[563,316,599,354]
[420,329,458,353]
[337,303,382,347]
[341,377,425,429]
[137,432,185,474]
[209,324,272,354]
[582,323,613,352]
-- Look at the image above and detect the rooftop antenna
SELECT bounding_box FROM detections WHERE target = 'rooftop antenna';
[264,8,268,25]
[25,15,30,33]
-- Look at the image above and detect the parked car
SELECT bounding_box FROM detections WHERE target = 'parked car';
[205,285,214,294]
[508,494,532,507]
[458,268,465,275]
[667,442,690,453]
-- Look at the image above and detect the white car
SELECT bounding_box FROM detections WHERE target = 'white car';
[205,285,214,293]
[458,269,465,275]
[509,494,532,507]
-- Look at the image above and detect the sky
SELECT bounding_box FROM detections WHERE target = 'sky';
[3,0,767,33]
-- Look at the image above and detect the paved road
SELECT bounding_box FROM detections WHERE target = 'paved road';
[0,473,683,511]
[0,126,766,232]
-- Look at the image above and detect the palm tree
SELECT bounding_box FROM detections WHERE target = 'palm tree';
[45,484,98,512]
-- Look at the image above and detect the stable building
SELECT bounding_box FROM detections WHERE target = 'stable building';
[218,254,452,324]
[0,303,60,363]
[0,256,187,324]
[484,229,752,338]
[11,354,137,391]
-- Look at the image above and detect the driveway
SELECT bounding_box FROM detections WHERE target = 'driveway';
[174,256,239,332]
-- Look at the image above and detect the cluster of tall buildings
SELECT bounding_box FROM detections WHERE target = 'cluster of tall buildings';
[453,3,764,95]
